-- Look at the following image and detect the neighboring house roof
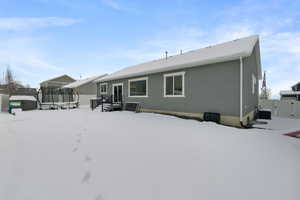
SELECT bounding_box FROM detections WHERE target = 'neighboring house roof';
[291,82,300,89]
[0,88,6,94]
[40,74,76,85]
[280,90,300,95]
[0,83,26,89]
[63,74,107,89]
[10,95,37,101]
[96,35,261,82]
[0,85,37,95]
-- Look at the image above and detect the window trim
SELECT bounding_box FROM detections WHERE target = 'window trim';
[128,77,149,98]
[112,83,123,103]
[99,83,108,94]
[163,71,185,97]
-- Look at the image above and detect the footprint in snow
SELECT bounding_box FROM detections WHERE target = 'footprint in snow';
[81,171,91,184]
[72,147,78,152]
[95,194,104,200]
[85,155,92,162]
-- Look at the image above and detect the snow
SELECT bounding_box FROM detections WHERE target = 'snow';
[63,74,107,89]
[280,90,300,95]
[0,108,300,200]
[40,101,78,105]
[96,35,259,82]
[9,95,36,101]
[254,117,300,132]
[40,74,75,85]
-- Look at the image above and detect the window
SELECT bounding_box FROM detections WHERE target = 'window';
[100,83,107,94]
[252,74,256,94]
[164,72,185,97]
[128,77,148,97]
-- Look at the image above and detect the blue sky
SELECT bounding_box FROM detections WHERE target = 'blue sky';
[0,0,299,98]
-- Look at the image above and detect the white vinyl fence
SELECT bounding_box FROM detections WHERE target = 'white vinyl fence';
[259,99,300,119]
[0,94,9,112]
[79,95,96,106]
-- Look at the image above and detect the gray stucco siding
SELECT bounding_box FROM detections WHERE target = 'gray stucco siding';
[76,82,97,95]
[243,41,260,115]
[99,59,241,116]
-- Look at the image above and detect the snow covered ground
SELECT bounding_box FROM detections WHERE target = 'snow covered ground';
[0,107,300,200]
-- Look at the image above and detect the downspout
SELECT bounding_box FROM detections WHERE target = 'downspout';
[240,56,244,127]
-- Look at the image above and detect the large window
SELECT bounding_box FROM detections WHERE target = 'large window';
[128,77,148,97]
[164,72,185,97]
[100,83,107,94]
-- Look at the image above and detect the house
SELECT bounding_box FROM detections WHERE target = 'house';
[0,84,38,112]
[0,84,37,96]
[95,35,262,127]
[62,74,107,105]
[39,74,76,103]
[280,82,300,101]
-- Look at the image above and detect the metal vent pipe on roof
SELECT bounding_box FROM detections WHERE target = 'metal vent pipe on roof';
[165,51,168,60]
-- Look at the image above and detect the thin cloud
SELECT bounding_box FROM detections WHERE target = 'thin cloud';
[0,17,80,31]
[0,36,64,86]
[104,0,300,99]
[100,0,121,10]
[100,20,300,99]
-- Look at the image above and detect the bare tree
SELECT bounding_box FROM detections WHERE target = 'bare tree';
[0,71,4,84]
[4,65,17,96]
[260,88,271,100]
[260,71,271,100]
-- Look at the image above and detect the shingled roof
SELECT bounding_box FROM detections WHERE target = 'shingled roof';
[63,74,107,89]
[96,35,261,82]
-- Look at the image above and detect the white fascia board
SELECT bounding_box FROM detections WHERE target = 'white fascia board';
[101,54,247,82]
[99,83,108,94]
[163,71,185,98]
[128,77,148,98]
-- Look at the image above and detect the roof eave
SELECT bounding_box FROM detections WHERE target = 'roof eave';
[40,74,75,85]
[64,74,108,88]
[291,82,300,88]
[98,53,249,82]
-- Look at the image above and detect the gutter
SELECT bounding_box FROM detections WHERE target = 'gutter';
[239,56,244,126]
[98,54,251,83]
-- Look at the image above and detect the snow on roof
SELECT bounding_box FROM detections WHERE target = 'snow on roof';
[63,74,107,89]
[96,35,260,82]
[10,95,37,101]
[280,90,300,95]
[40,74,75,85]
[292,82,300,88]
